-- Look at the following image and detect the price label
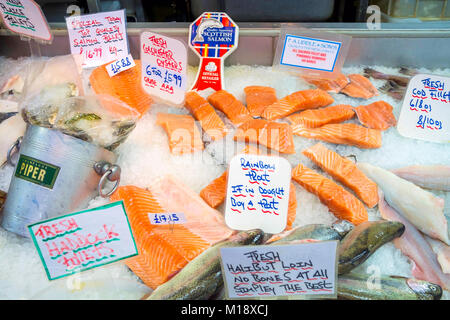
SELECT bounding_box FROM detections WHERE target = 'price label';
[141,31,187,105]
[65,9,129,69]
[0,0,52,42]
[148,212,187,225]
[397,74,450,143]
[225,154,291,234]
[220,241,338,299]
[28,201,138,280]
[106,54,136,77]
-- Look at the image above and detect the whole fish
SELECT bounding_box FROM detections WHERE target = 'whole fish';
[0,112,17,124]
[338,220,405,275]
[145,229,264,300]
[392,165,450,192]
[357,162,449,245]
[338,273,442,300]
[363,68,410,87]
[399,67,419,77]
[267,220,354,245]
[379,80,406,100]
[378,192,450,291]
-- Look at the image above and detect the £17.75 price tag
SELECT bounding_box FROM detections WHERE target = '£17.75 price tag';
[141,31,187,105]
[225,154,291,234]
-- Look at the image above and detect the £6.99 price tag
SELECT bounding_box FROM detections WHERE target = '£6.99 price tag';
[397,74,449,143]
[141,31,187,105]
[225,154,291,234]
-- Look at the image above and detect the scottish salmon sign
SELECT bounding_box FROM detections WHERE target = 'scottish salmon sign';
[28,201,138,280]
[0,0,52,42]
[189,12,239,92]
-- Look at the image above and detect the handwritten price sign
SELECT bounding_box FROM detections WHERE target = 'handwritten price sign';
[397,74,450,143]
[28,201,138,280]
[106,54,136,77]
[225,154,291,234]
[65,9,129,68]
[0,0,52,42]
[220,241,338,299]
[140,31,187,105]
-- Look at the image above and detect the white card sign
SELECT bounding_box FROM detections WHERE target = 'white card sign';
[106,53,135,77]
[0,0,52,42]
[28,201,138,280]
[397,74,449,143]
[220,241,338,299]
[65,9,128,69]
[225,154,291,234]
[141,31,187,105]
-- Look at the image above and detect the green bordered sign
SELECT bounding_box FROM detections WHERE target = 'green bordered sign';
[28,201,138,281]
[15,154,60,189]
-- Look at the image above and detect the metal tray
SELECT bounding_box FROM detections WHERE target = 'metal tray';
[0,22,449,68]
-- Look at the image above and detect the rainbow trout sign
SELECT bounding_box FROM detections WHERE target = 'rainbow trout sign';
[189,12,239,92]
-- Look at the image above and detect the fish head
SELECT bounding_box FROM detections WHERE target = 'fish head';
[406,279,442,300]
[331,220,355,238]
[234,229,265,245]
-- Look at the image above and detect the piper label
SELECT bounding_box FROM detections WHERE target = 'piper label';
[15,154,60,189]
[397,74,450,143]
[225,154,291,234]
[280,35,341,72]
[141,31,187,105]
[220,241,338,299]
[28,201,138,281]
[189,12,238,92]
[65,9,128,68]
[0,0,52,42]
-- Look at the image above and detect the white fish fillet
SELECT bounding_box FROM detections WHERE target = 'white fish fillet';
[425,236,450,274]
[358,162,449,245]
[0,114,27,165]
[378,191,450,290]
[392,165,450,192]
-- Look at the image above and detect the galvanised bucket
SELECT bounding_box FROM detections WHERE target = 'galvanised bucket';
[1,125,121,238]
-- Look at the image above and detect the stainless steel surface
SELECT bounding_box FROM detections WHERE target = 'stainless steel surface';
[1,125,117,238]
[0,22,449,66]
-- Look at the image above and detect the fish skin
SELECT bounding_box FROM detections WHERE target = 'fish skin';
[0,112,17,124]
[378,191,450,291]
[391,165,450,192]
[338,273,442,300]
[357,162,449,245]
[338,221,405,275]
[146,229,265,300]
[379,80,406,100]
[363,68,410,87]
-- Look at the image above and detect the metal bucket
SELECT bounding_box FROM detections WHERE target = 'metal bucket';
[1,125,121,238]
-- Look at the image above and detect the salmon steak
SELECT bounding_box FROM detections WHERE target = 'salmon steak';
[261,89,334,120]
[341,74,379,99]
[234,119,295,154]
[292,123,382,149]
[89,60,153,117]
[184,91,228,141]
[354,100,397,130]
[156,113,204,154]
[207,90,253,126]
[244,86,278,117]
[302,73,349,93]
[110,176,233,289]
[287,104,355,128]
[302,143,378,208]
[291,163,368,225]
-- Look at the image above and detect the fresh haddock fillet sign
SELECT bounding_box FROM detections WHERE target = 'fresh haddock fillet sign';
[189,12,239,92]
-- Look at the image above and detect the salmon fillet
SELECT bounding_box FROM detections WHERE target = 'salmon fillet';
[110,177,233,289]
[89,60,152,117]
[287,104,355,128]
[234,119,295,154]
[302,143,378,208]
[292,163,368,225]
[355,100,397,130]
[261,89,334,120]
[244,86,278,117]
[184,91,228,140]
[292,123,382,149]
[302,74,349,93]
[207,90,253,126]
[341,74,379,99]
[156,113,204,154]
